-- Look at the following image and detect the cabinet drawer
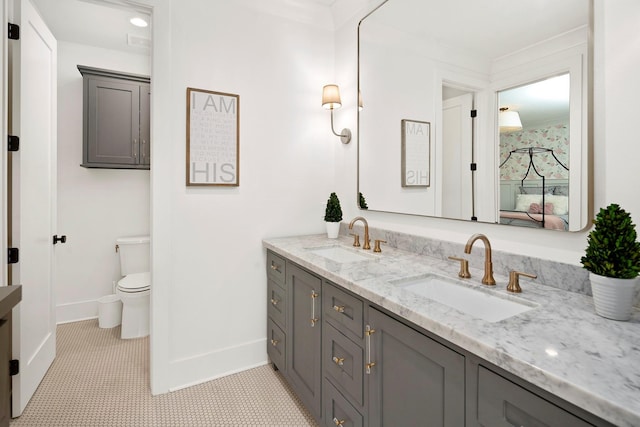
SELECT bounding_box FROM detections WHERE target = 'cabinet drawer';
[323,282,363,339]
[267,278,286,329]
[267,251,286,287]
[323,323,364,406]
[323,378,364,427]
[267,318,286,372]
[477,366,594,427]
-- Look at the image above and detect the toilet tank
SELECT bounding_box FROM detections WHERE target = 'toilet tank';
[116,236,150,276]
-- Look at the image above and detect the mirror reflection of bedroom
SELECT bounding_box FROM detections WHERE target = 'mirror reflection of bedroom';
[498,73,571,231]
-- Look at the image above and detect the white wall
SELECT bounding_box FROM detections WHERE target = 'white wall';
[149,0,337,392]
[56,41,151,323]
[145,0,640,395]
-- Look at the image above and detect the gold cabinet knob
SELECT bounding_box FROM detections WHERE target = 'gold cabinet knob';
[507,270,537,293]
[270,339,279,347]
[333,305,345,313]
[333,417,345,426]
[270,298,279,306]
[332,356,345,366]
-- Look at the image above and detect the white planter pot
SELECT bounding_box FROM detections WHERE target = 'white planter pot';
[589,272,639,321]
[325,222,340,239]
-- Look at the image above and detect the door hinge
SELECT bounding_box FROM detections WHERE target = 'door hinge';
[470,109,477,118]
[470,163,477,171]
[8,23,19,40]
[8,135,19,151]
[9,359,19,376]
[8,247,19,264]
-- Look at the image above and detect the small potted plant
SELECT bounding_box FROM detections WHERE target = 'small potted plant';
[324,192,343,238]
[359,192,368,210]
[581,203,640,320]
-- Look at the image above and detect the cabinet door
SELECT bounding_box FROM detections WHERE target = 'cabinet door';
[287,263,322,420]
[367,308,465,427]
[477,366,595,427]
[139,83,151,166]
[86,77,140,166]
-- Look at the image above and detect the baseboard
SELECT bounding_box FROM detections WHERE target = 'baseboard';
[168,338,268,392]
[56,299,99,324]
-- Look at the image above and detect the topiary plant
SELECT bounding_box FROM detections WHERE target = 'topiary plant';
[359,192,368,210]
[581,204,640,279]
[324,192,343,223]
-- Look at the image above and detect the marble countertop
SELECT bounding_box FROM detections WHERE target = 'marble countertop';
[263,234,640,427]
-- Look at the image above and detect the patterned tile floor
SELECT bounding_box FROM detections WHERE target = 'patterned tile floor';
[10,320,318,426]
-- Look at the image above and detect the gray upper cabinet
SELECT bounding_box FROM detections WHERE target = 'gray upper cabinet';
[78,66,150,169]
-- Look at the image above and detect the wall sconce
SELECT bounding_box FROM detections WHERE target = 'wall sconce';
[322,84,352,144]
[499,107,523,133]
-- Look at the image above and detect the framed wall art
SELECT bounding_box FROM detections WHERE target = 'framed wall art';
[401,119,430,187]
[186,87,239,186]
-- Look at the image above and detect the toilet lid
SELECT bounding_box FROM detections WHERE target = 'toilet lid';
[117,272,151,292]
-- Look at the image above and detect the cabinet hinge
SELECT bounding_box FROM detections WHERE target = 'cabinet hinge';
[8,135,19,151]
[8,23,19,40]
[8,247,19,264]
[470,163,477,171]
[470,109,477,118]
[9,359,19,376]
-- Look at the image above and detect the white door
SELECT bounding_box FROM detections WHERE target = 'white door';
[442,93,473,220]
[8,0,57,416]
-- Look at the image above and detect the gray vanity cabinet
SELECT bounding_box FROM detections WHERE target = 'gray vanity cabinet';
[266,252,286,372]
[322,282,366,426]
[78,65,150,169]
[265,250,617,427]
[367,307,465,427]
[286,263,323,420]
[474,366,599,427]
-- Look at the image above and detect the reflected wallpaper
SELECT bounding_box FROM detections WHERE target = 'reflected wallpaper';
[500,124,569,181]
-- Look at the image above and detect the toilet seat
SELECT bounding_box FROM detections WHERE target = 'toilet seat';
[117,272,150,293]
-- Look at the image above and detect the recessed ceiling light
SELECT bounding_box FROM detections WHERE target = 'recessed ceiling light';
[130,17,148,28]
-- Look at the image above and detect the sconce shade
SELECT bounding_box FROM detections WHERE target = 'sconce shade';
[322,84,342,110]
[499,108,523,133]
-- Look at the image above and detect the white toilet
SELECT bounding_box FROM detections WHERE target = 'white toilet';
[115,236,150,339]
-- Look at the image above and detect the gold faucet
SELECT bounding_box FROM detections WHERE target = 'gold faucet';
[349,216,370,250]
[464,234,496,286]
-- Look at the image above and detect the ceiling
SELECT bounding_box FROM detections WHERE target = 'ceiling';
[31,0,152,54]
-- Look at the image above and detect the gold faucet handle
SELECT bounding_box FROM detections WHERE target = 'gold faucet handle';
[448,256,471,278]
[373,239,387,253]
[507,271,537,293]
[350,233,361,247]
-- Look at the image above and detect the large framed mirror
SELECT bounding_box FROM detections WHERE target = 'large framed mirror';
[358,0,592,231]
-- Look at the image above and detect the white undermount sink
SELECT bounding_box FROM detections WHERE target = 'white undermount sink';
[392,274,537,322]
[306,245,372,263]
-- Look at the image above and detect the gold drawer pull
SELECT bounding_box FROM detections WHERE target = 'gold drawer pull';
[270,339,279,346]
[333,417,345,426]
[311,290,319,327]
[270,298,279,306]
[332,356,345,366]
[365,325,376,374]
[333,305,345,313]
